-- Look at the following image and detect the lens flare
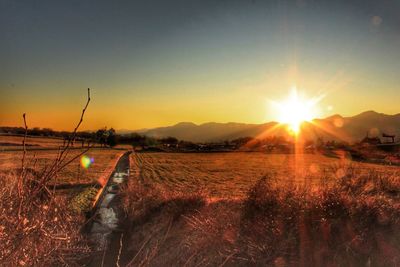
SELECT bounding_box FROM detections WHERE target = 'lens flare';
[80,155,94,169]
[272,87,322,134]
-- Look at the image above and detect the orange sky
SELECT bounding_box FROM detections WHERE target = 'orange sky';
[1,1,400,131]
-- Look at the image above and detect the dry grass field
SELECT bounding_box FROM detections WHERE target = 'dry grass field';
[0,135,106,151]
[131,152,400,198]
[0,135,65,150]
[120,152,400,266]
[0,148,123,185]
[0,140,125,265]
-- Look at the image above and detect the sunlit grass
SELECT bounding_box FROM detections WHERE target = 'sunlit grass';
[120,152,400,266]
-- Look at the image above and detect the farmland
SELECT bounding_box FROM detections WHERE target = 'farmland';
[2,134,400,266]
[0,130,123,185]
[0,148,123,186]
[132,152,400,198]
[0,135,126,265]
[120,152,400,266]
[0,134,65,150]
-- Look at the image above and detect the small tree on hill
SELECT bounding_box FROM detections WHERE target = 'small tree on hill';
[106,128,117,147]
[95,128,108,147]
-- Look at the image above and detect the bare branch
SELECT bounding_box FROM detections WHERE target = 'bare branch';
[60,88,91,158]
[19,113,28,196]
[21,113,28,171]
[41,88,91,183]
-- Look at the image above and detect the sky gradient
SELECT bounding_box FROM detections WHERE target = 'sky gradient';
[1,0,400,131]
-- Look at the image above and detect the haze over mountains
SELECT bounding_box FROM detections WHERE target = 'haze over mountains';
[125,111,400,143]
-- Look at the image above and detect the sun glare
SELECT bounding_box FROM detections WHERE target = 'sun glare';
[275,87,319,134]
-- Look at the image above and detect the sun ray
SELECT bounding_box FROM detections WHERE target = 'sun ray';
[273,87,322,135]
[240,122,283,149]
[305,118,352,143]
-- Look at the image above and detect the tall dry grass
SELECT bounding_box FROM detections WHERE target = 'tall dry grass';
[240,166,400,266]
[0,170,90,266]
[120,158,400,266]
[0,89,93,266]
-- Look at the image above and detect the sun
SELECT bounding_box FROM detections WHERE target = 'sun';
[274,87,319,134]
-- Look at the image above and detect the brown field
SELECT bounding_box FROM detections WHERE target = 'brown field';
[0,134,107,151]
[0,135,65,150]
[132,152,400,198]
[0,148,123,185]
[120,152,400,266]
[0,135,128,265]
[2,145,400,266]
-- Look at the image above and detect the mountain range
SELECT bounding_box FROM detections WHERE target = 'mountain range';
[122,111,400,143]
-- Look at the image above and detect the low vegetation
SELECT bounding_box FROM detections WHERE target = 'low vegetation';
[2,139,399,266]
[0,126,118,148]
[119,152,400,266]
[0,171,91,265]
[241,170,400,266]
[0,89,121,265]
[131,152,400,198]
[0,149,122,186]
[0,148,127,265]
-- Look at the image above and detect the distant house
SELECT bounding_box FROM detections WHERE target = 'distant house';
[377,133,400,152]
[360,132,381,146]
[382,133,395,143]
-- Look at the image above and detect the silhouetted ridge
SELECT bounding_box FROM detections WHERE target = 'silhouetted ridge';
[128,111,400,143]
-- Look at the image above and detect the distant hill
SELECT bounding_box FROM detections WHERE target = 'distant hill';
[129,111,400,143]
